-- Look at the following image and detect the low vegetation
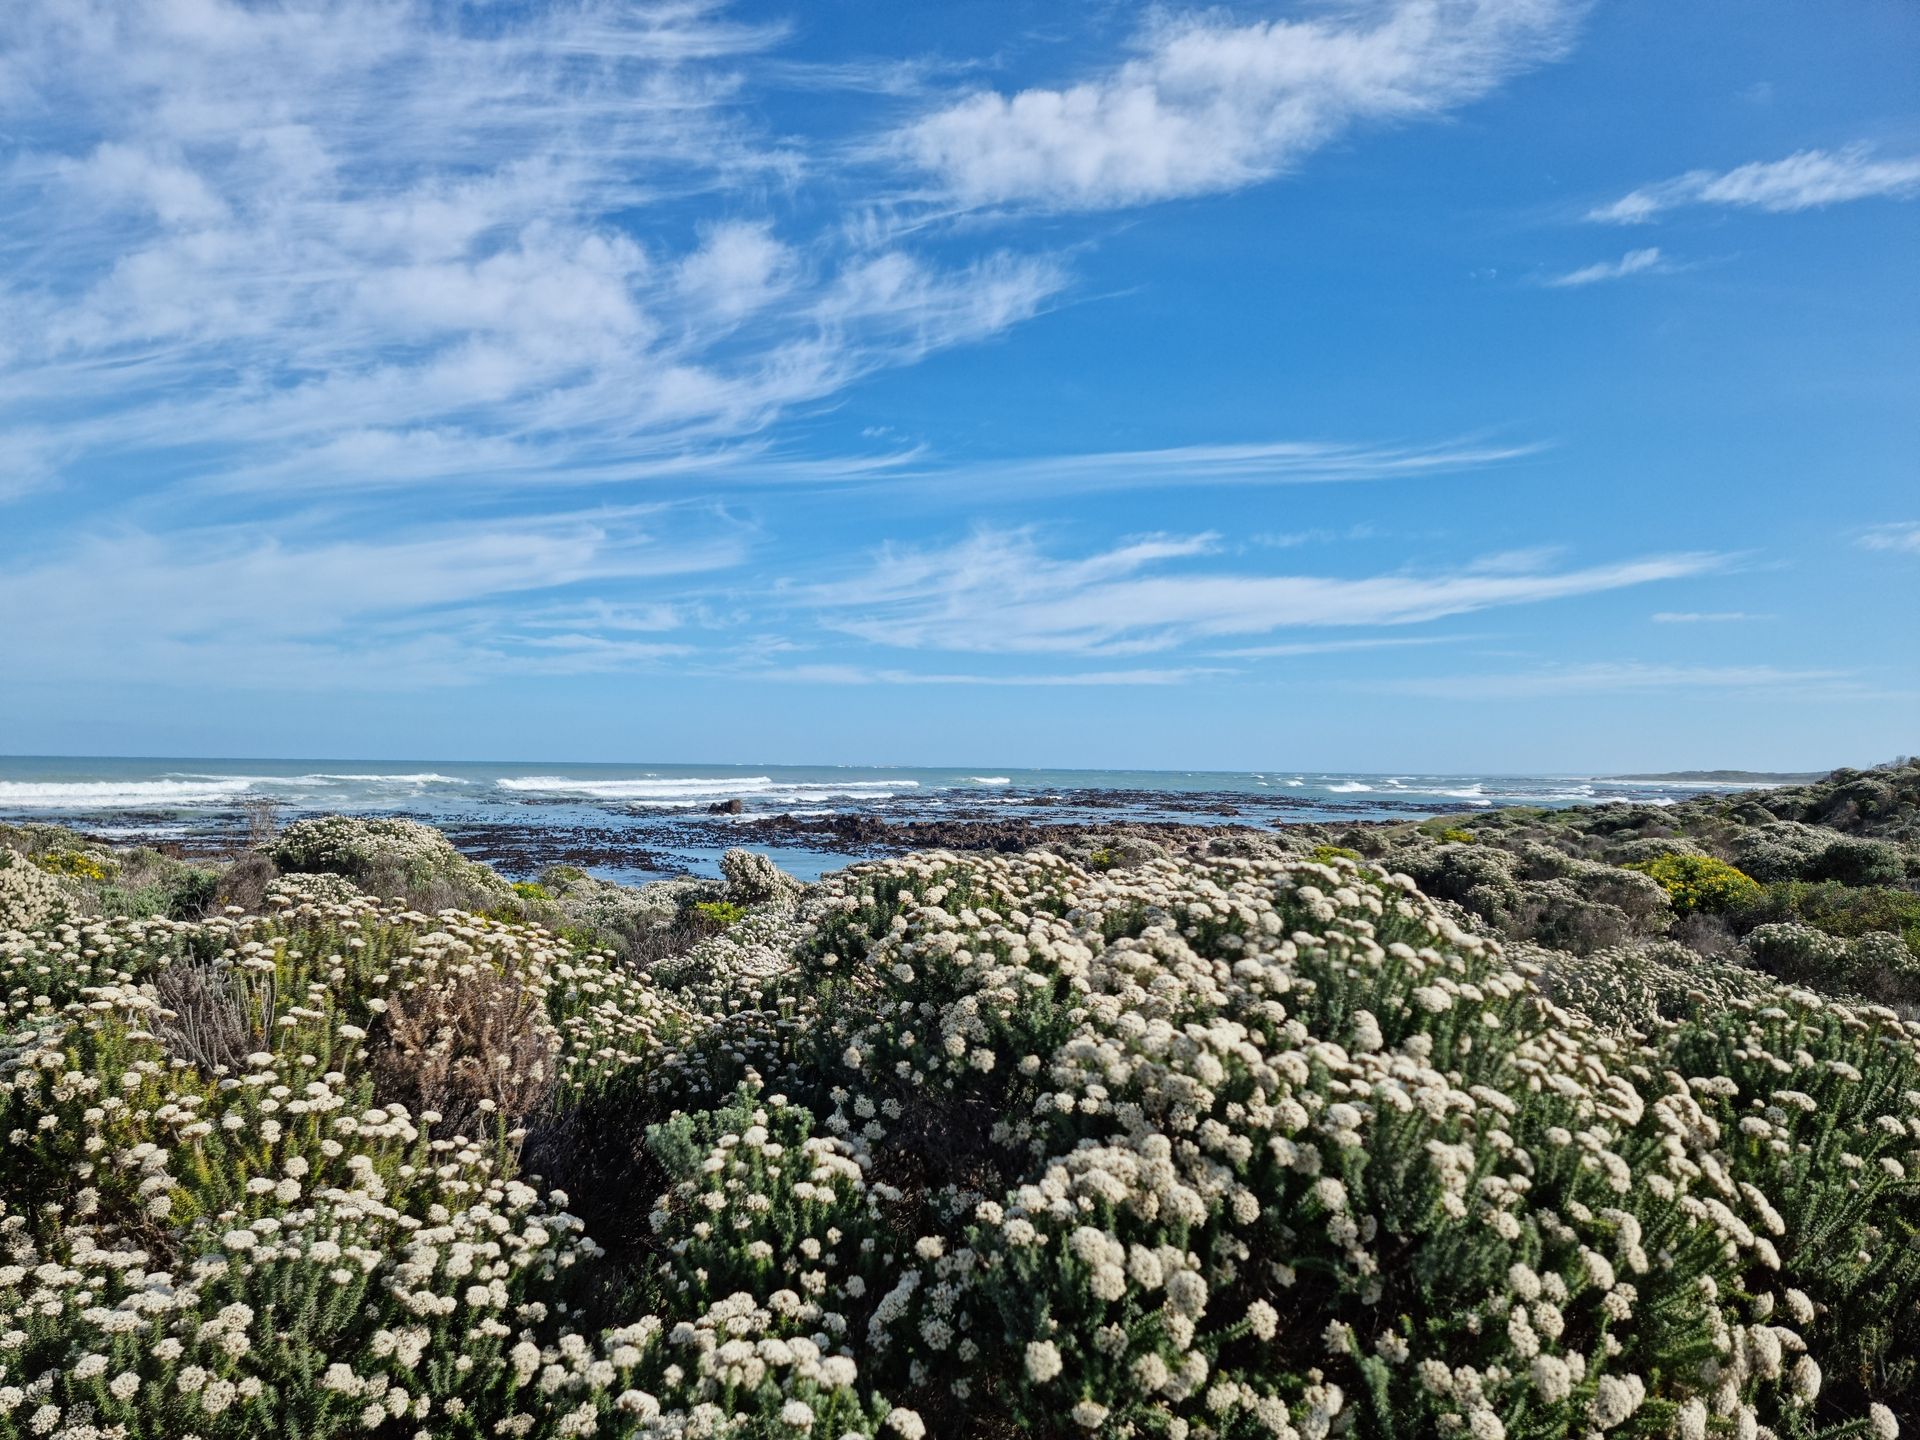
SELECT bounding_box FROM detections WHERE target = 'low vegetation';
[2,761,1918,1438]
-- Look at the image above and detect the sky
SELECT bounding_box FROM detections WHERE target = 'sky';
[0,0,1915,772]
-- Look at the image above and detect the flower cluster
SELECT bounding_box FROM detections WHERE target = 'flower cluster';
[267,816,513,906]
[5,838,1920,1438]
[0,847,72,932]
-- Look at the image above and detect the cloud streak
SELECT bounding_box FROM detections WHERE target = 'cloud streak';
[1382,662,1851,699]
[1859,522,1920,555]
[805,530,1725,655]
[1545,247,1665,287]
[0,507,745,689]
[1591,147,1920,223]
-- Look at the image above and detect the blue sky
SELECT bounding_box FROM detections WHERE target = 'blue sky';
[0,0,1914,771]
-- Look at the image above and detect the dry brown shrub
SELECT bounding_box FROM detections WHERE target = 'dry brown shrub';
[371,964,557,1141]
[154,960,258,1074]
[213,853,280,913]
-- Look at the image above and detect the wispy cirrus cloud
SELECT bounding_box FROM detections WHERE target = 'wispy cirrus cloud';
[780,435,1544,498]
[1858,521,1920,555]
[1545,246,1666,287]
[0,507,744,688]
[733,664,1220,688]
[804,529,1725,656]
[1381,662,1851,699]
[897,0,1584,212]
[1590,146,1920,223]
[1651,611,1771,624]
[0,0,1065,503]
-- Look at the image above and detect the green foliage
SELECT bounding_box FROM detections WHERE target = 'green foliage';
[31,846,114,881]
[512,880,552,901]
[1622,851,1762,914]
[1307,843,1363,864]
[1735,880,1920,953]
[690,898,747,928]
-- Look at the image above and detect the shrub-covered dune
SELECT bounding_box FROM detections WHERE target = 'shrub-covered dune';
[5,834,1920,1439]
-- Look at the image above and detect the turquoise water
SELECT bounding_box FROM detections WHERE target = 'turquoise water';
[0,756,1773,881]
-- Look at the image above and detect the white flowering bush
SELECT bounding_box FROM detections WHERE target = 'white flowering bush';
[267,816,513,908]
[5,844,1919,1439]
[0,848,72,932]
[1529,939,1777,1032]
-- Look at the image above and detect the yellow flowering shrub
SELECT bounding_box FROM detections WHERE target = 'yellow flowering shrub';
[1622,853,1763,915]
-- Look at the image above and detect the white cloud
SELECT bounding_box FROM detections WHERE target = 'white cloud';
[0,507,745,688]
[1859,521,1920,555]
[1382,662,1850,699]
[805,529,1723,655]
[0,0,1065,501]
[1651,611,1769,624]
[899,0,1582,211]
[861,436,1543,497]
[1546,246,1664,287]
[1591,147,1920,223]
[676,221,796,320]
[737,664,1218,687]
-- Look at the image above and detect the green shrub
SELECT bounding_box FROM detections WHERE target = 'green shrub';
[691,898,747,928]
[31,846,114,881]
[1734,880,1920,952]
[1307,842,1363,864]
[512,879,552,901]
[1622,851,1762,914]
[1809,835,1910,886]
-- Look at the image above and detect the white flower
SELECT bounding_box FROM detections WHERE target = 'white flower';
[1025,1341,1064,1383]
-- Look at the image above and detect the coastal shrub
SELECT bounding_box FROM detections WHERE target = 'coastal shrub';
[1387,840,1523,922]
[267,814,513,910]
[369,956,559,1141]
[7,841,1920,1439]
[1745,922,1920,1007]
[0,846,72,930]
[1733,822,1833,883]
[213,852,280,913]
[719,846,804,909]
[1810,835,1911,887]
[31,846,113,882]
[1528,937,1775,1031]
[1504,881,1636,954]
[1606,836,1706,867]
[1306,843,1363,865]
[1622,852,1762,914]
[691,899,747,929]
[537,867,715,961]
[1734,881,1920,952]
[1743,922,1851,989]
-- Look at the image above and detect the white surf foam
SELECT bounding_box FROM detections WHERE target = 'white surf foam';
[305,773,467,784]
[1325,781,1374,793]
[0,778,257,807]
[969,776,1012,785]
[496,776,916,802]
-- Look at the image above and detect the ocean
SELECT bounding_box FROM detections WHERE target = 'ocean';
[0,756,1785,883]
